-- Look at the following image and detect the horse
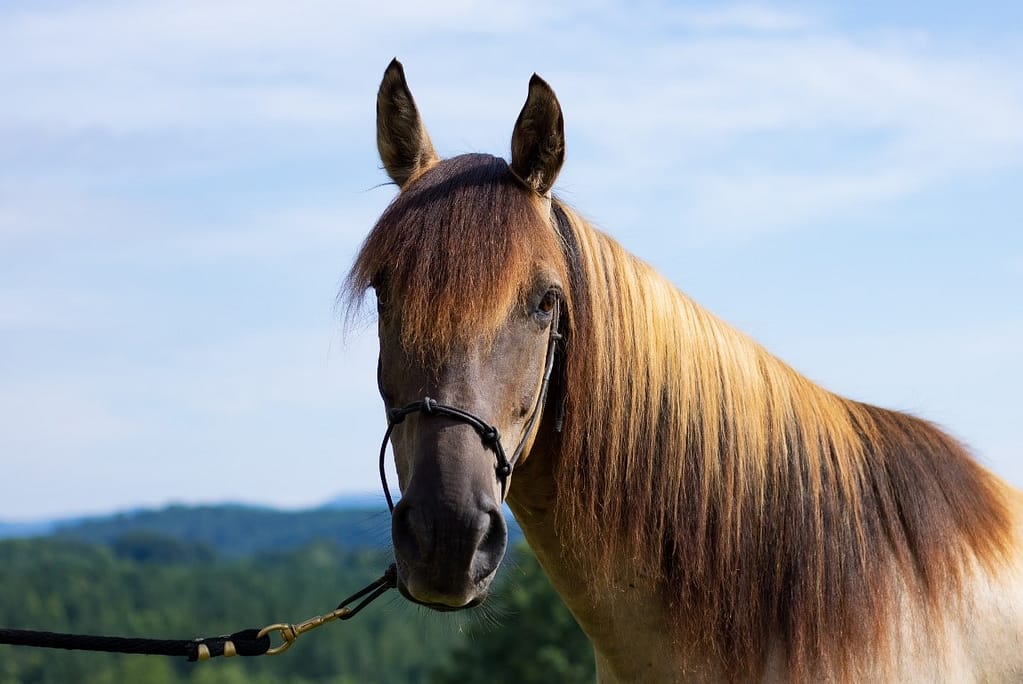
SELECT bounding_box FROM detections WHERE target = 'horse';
[343,59,1023,682]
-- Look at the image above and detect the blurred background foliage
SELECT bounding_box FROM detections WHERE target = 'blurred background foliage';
[0,505,594,683]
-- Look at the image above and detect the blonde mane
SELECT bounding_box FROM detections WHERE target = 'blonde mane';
[346,153,1013,681]
[551,202,1013,680]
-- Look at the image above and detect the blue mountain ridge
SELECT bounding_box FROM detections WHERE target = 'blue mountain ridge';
[0,494,524,555]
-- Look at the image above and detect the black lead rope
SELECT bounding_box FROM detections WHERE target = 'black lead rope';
[0,627,269,661]
[0,564,397,661]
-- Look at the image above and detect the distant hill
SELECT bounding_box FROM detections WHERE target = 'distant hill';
[320,492,391,509]
[1,496,523,555]
[52,503,393,557]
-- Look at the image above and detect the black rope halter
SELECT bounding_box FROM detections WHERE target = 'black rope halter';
[377,296,563,511]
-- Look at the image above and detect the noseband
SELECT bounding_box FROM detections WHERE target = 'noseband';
[377,297,563,511]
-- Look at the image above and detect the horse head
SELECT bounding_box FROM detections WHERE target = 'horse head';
[348,59,570,609]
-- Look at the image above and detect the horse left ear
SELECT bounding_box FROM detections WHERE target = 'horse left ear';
[510,74,565,196]
[377,59,439,187]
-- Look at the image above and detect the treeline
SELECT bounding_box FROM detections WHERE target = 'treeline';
[51,504,396,557]
[44,503,523,558]
[0,526,592,683]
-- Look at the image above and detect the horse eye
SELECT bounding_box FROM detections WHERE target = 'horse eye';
[537,290,557,315]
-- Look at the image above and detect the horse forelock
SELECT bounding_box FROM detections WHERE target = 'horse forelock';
[549,204,1014,681]
[344,153,568,363]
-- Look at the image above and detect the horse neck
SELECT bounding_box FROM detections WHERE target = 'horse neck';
[511,209,1017,681]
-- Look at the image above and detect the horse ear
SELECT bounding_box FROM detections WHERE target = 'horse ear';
[377,59,439,187]
[510,74,565,196]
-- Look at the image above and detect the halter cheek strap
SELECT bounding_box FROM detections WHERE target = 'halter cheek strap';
[378,298,562,511]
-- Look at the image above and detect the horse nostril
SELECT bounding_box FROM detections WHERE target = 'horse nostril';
[391,501,421,563]
[472,508,508,583]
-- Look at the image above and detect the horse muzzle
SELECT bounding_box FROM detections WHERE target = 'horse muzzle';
[391,494,508,609]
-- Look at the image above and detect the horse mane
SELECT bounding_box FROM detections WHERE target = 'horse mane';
[346,153,1014,681]
[551,203,1014,680]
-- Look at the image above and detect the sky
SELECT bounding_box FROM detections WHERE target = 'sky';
[1,1,1021,521]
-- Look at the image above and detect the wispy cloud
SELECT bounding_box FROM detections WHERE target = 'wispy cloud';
[4,2,1021,242]
[557,33,1023,240]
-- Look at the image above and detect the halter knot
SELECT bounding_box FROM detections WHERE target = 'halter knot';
[481,427,500,445]
[422,397,437,414]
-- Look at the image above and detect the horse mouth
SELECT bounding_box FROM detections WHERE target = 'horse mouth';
[396,577,487,611]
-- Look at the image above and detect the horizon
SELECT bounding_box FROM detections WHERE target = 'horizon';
[2,1,1021,520]
[0,490,388,526]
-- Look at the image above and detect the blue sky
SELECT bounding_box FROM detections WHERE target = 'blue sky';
[2,1,1021,520]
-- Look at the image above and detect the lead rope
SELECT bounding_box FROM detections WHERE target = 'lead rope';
[0,564,397,661]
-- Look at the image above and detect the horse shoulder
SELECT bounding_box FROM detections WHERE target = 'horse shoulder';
[956,482,1023,682]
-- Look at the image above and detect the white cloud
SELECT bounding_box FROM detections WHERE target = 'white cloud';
[0,0,546,132]
[4,2,1022,242]
[558,34,1023,240]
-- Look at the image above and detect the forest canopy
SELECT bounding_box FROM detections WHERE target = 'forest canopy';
[0,505,593,683]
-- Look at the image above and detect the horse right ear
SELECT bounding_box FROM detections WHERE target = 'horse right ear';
[377,59,439,187]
